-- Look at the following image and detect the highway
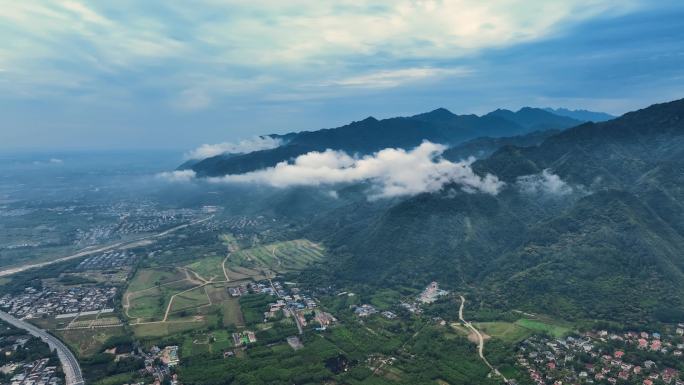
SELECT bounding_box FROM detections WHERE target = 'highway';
[0,311,84,385]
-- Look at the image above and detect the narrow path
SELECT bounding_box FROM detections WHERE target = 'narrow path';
[163,282,209,322]
[458,295,508,383]
[222,253,231,281]
[123,278,190,320]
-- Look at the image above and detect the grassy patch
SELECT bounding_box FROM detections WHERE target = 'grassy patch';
[185,256,225,281]
[474,322,532,343]
[515,318,571,338]
[170,286,211,314]
[127,267,184,292]
[57,327,128,357]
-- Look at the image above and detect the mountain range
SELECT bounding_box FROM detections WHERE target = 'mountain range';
[179,99,684,323]
[184,107,586,177]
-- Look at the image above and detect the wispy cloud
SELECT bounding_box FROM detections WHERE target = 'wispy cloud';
[516,169,573,196]
[0,1,641,105]
[185,136,282,160]
[157,170,197,182]
[329,67,473,89]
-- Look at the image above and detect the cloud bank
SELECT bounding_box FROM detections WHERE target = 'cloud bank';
[516,169,573,196]
[156,170,197,182]
[207,142,504,198]
[185,136,282,160]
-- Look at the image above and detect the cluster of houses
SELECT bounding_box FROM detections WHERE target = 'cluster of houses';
[418,281,449,304]
[232,331,257,347]
[398,281,450,315]
[76,250,136,271]
[517,327,684,385]
[0,286,116,319]
[2,358,62,385]
[353,304,378,317]
[73,204,203,247]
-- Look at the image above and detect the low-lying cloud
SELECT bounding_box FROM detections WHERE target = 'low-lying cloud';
[208,142,504,198]
[185,136,281,160]
[516,169,573,196]
[157,170,197,182]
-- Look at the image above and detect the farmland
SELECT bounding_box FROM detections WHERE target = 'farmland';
[229,239,324,273]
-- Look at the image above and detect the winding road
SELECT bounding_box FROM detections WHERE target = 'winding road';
[458,295,508,383]
[0,311,84,385]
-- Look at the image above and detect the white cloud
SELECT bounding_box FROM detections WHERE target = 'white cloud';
[329,67,472,89]
[209,141,504,198]
[185,136,282,160]
[156,170,197,182]
[49,158,63,164]
[516,169,573,195]
[0,1,642,101]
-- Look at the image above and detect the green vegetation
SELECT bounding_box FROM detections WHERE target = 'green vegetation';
[515,318,571,338]
[127,267,185,292]
[230,239,324,272]
[170,286,211,314]
[185,256,225,281]
[475,321,532,343]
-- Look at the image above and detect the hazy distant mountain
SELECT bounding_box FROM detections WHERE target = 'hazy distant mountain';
[305,98,684,322]
[186,107,582,177]
[543,107,615,122]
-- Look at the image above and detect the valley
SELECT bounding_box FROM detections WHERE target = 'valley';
[1,99,684,385]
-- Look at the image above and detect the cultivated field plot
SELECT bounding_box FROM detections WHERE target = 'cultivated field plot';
[132,319,206,338]
[127,267,186,292]
[230,239,324,272]
[125,279,196,321]
[169,286,211,314]
[184,255,225,281]
[205,283,245,327]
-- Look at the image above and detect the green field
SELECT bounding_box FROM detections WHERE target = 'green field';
[515,318,571,338]
[475,322,532,343]
[57,327,128,356]
[185,255,225,281]
[127,267,185,292]
[170,286,211,314]
[230,239,324,272]
[205,283,245,327]
[126,279,196,321]
[132,319,208,338]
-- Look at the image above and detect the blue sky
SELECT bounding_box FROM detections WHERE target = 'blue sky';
[1,1,683,151]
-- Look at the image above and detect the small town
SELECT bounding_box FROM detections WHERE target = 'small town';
[0,286,116,319]
[2,358,62,385]
[517,326,684,385]
[0,327,64,385]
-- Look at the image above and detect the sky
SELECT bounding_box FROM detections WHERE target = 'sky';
[1,0,683,151]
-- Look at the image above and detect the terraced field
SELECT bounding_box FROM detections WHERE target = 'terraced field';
[230,239,324,272]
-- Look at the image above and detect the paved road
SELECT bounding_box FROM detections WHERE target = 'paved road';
[0,311,84,385]
[0,216,213,277]
[458,295,508,383]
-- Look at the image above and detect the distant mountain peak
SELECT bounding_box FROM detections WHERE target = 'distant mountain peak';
[543,107,615,122]
[411,107,456,121]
